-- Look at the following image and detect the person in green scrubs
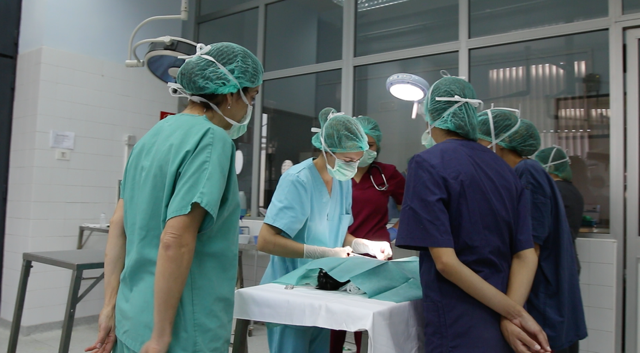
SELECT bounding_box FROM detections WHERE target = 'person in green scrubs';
[85,42,263,353]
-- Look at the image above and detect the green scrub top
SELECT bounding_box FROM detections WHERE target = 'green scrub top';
[115,113,240,353]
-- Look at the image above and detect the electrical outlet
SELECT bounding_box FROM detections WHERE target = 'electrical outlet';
[55,149,70,160]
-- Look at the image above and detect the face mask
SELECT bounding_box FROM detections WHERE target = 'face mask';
[482,108,521,152]
[421,123,436,149]
[168,44,254,139]
[358,149,377,167]
[190,95,252,140]
[310,115,360,181]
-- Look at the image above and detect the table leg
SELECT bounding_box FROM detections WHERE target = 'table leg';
[361,331,369,353]
[58,269,83,353]
[232,318,250,353]
[236,252,244,289]
[7,259,32,353]
[77,228,84,249]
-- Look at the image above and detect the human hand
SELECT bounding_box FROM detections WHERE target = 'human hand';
[351,238,392,260]
[509,312,551,352]
[84,307,116,353]
[501,317,547,353]
[304,244,353,259]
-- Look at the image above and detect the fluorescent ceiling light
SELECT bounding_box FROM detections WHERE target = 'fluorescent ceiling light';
[332,0,410,11]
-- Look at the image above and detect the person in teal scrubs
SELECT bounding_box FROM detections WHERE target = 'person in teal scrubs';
[85,42,263,353]
[257,107,393,353]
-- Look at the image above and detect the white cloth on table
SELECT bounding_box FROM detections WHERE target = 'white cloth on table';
[233,283,424,353]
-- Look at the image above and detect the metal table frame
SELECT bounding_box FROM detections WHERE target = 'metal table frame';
[77,225,109,249]
[7,250,105,353]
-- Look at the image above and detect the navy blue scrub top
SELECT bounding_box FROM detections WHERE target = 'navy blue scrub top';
[515,159,587,350]
[396,139,533,353]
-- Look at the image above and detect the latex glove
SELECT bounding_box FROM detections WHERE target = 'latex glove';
[303,244,353,259]
[351,238,392,260]
[388,227,398,242]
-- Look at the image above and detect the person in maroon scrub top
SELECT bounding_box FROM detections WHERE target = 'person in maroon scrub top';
[329,115,406,353]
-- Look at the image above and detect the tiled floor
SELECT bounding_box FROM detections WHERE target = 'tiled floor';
[0,321,358,352]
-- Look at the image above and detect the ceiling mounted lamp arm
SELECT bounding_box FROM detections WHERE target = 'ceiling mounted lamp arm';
[125,0,189,67]
[131,36,198,63]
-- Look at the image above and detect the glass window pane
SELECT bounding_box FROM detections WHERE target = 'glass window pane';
[470,0,607,38]
[198,9,258,55]
[624,0,640,14]
[260,70,342,208]
[355,0,458,57]
[265,1,342,71]
[470,31,610,230]
[199,0,253,15]
[353,52,459,173]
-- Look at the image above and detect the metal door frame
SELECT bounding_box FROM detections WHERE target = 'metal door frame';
[624,26,640,353]
[0,0,23,307]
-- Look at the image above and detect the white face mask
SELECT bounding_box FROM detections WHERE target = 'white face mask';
[168,43,254,139]
[481,108,522,152]
[310,111,360,181]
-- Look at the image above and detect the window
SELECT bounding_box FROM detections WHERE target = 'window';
[355,0,458,57]
[199,0,253,15]
[259,70,342,209]
[624,0,640,14]
[469,0,608,38]
[197,9,260,212]
[470,31,610,227]
[353,52,459,173]
[198,9,259,55]
[265,0,343,71]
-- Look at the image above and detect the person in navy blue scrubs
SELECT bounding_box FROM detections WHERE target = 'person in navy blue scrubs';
[477,109,587,353]
[396,76,550,353]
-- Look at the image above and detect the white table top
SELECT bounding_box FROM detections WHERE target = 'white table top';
[234,283,424,353]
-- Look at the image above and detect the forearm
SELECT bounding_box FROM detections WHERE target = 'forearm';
[392,220,399,229]
[343,233,356,247]
[506,248,538,306]
[257,224,304,258]
[431,248,525,321]
[151,230,197,341]
[103,200,126,309]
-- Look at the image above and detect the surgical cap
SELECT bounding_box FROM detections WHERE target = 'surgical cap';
[477,109,541,157]
[534,146,573,181]
[355,116,382,147]
[312,107,369,153]
[176,42,264,95]
[425,76,480,141]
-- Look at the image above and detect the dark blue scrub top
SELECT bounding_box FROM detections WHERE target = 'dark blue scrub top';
[514,159,587,350]
[396,139,533,353]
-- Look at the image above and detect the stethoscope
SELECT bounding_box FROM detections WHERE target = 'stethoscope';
[368,163,389,191]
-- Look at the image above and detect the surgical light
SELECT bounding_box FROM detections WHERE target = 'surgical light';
[386,73,429,119]
[125,0,196,83]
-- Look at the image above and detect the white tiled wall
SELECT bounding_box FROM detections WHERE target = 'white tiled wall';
[576,238,617,353]
[1,46,178,327]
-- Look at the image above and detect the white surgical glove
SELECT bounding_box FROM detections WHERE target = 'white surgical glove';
[351,238,393,260]
[303,245,353,259]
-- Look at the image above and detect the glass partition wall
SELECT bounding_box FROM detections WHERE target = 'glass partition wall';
[198,0,617,229]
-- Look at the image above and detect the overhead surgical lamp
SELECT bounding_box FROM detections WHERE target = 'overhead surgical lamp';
[125,0,196,83]
[386,73,429,119]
